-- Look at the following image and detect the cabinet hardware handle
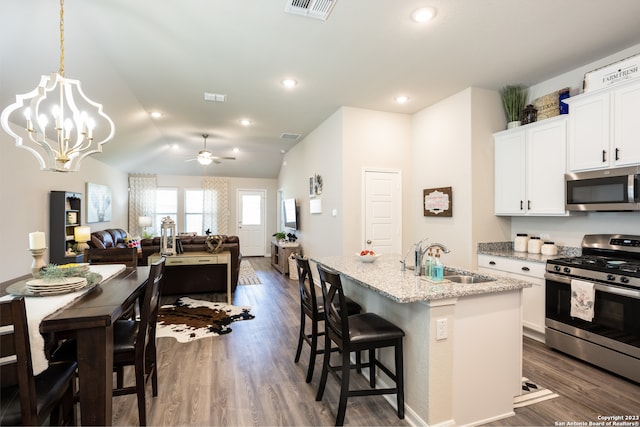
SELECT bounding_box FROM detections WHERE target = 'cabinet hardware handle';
[520,200,523,210]
[489,261,496,265]
[602,149,607,163]
[527,200,531,210]
[615,148,620,161]
[521,266,530,271]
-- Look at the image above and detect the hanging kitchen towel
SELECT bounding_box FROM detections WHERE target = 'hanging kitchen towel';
[570,279,595,322]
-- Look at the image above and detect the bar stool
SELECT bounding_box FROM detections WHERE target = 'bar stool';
[293,255,362,383]
[316,264,405,426]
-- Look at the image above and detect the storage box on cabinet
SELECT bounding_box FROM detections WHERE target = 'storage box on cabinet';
[478,254,545,342]
[565,80,640,171]
[493,116,568,216]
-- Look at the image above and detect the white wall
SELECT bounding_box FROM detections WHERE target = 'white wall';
[0,137,128,282]
[411,87,509,269]
[279,107,412,260]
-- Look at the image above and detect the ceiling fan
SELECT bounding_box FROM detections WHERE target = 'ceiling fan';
[185,134,236,165]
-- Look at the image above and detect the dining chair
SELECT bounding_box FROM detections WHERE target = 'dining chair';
[316,264,405,426]
[0,297,77,426]
[293,255,362,383]
[83,247,138,267]
[110,256,165,426]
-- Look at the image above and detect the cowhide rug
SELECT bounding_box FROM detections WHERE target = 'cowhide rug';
[156,297,254,342]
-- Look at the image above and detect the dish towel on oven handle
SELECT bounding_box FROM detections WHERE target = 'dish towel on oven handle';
[570,279,595,322]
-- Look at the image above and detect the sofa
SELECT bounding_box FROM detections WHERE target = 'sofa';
[88,228,241,295]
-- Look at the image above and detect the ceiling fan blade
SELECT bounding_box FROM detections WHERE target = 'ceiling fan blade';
[184,158,197,162]
[211,156,236,160]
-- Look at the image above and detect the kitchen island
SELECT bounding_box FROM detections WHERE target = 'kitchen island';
[311,254,532,426]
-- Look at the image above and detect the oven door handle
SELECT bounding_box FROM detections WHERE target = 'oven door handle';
[594,283,640,299]
[546,272,640,299]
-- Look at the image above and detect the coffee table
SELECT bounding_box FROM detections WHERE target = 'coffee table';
[148,251,232,304]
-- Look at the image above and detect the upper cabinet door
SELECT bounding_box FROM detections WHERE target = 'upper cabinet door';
[526,118,568,215]
[612,81,640,167]
[567,92,610,171]
[494,129,526,216]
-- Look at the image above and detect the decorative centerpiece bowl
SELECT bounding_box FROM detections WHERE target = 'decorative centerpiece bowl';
[356,250,379,263]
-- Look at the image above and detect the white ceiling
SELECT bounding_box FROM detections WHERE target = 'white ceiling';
[2,0,640,178]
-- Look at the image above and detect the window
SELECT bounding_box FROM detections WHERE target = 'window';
[155,188,177,231]
[184,189,204,234]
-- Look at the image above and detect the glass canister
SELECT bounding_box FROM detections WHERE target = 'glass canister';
[541,241,558,256]
[514,233,529,252]
[528,236,543,254]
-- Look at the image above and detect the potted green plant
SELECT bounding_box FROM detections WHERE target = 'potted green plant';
[272,231,286,242]
[500,85,528,129]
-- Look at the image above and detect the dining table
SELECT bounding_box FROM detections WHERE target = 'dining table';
[1,265,150,426]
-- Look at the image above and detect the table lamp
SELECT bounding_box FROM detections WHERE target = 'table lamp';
[139,216,153,238]
[74,226,91,252]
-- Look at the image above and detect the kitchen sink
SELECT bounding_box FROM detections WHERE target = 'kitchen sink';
[443,270,496,284]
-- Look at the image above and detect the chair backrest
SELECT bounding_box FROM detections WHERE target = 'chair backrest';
[316,264,350,347]
[84,247,138,267]
[0,297,39,424]
[294,255,319,317]
[137,257,165,364]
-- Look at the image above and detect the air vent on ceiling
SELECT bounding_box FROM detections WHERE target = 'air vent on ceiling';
[284,0,337,21]
[280,132,301,140]
[204,92,227,102]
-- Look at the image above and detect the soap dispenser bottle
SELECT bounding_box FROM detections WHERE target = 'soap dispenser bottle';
[431,248,444,281]
[424,249,433,277]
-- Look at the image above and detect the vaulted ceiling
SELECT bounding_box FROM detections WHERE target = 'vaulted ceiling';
[2,1,640,178]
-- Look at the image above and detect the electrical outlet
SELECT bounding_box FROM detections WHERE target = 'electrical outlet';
[436,318,448,340]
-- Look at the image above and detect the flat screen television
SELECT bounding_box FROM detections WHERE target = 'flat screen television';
[283,198,298,230]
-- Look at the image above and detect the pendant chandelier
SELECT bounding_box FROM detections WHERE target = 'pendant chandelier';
[0,0,115,172]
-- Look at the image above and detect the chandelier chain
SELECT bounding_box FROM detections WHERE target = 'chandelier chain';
[59,0,65,76]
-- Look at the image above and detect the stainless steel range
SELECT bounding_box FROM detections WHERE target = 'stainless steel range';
[545,234,640,383]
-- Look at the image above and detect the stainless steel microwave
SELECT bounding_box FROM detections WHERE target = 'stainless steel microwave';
[565,166,640,211]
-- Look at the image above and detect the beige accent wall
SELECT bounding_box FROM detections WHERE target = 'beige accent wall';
[0,139,128,282]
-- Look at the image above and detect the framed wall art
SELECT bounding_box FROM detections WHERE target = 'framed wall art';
[423,186,452,217]
[86,182,112,223]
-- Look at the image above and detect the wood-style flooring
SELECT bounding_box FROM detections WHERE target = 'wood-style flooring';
[111,257,640,426]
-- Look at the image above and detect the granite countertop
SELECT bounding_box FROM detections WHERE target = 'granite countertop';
[311,254,532,304]
[477,242,581,264]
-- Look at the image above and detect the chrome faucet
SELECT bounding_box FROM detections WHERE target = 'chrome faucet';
[425,243,451,255]
[400,238,427,272]
[413,238,429,276]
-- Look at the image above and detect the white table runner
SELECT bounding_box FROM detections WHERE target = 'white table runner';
[0,264,126,375]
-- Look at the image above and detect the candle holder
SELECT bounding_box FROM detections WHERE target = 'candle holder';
[29,247,47,278]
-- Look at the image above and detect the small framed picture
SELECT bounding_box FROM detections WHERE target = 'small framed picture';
[309,176,316,198]
[66,211,78,225]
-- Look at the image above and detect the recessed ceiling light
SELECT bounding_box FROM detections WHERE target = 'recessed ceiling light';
[233,147,240,153]
[411,7,436,23]
[240,119,252,126]
[150,111,163,119]
[281,78,298,88]
[395,95,410,104]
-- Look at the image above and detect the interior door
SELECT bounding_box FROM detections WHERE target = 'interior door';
[364,170,401,254]
[237,189,266,256]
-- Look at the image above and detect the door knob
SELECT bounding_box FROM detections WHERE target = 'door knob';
[366,240,372,244]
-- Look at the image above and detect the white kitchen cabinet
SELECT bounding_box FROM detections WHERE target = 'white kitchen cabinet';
[478,254,546,342]
[494,116,568,216]
[566,79,640,171]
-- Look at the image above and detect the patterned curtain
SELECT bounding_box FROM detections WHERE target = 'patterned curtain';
[128,174,157,236]
[202,177,229,235]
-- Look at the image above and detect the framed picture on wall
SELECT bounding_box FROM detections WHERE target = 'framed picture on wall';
[309,176,316,198]
[86,182,112,223]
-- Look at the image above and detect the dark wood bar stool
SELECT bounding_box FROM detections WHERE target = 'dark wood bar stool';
[316,264,405,426]
[293,255,362,383]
